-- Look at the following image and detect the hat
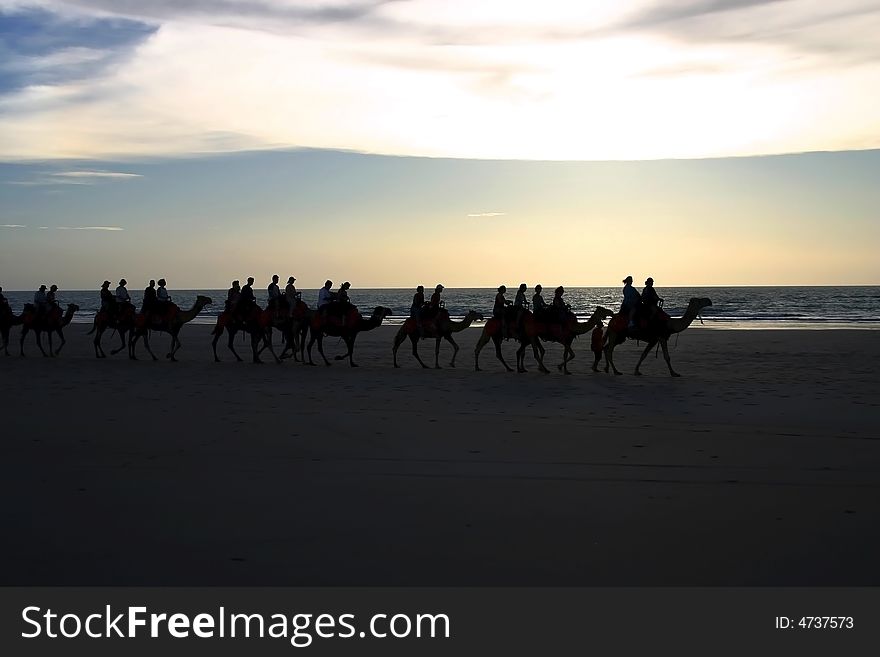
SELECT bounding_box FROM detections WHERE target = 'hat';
[436,284,444,290]
[287,276,295,283]
[39,284,46,290]
[50,285,57,291]
[102,280,110,287]
[623,275,633,283]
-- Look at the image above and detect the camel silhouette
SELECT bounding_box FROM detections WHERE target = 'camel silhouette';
[19,303,80,357]
[473,310,549,374]
[88,304,137,358]
[603,297,712,376]
[0,304,24,356]
[129,296,212,362]
[392,309,484,369]
[211,302,281,364]
[307,305,392,367]
[531,306,615,374]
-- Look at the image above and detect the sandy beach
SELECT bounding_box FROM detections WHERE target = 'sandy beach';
[1,324,878,585]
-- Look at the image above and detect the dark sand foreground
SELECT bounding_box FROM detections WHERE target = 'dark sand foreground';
[1,325,878,585]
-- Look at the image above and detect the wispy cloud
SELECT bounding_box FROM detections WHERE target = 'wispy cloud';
[56,225,124,230]
[3,170,142,185]
[468,212,507,218]
[1,223,26,228]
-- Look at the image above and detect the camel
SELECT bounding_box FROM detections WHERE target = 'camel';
[87,304,137,358]
[19,303,80,357]
[211,302,281,364]
[128,296,212,362]
[473,310,549,374]
[603,297,712,377]
[392,309,484,369]
[1,306,24,356]
[531,306,615,374]
[307,305,393,367]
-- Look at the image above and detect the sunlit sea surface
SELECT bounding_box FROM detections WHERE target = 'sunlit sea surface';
[3,286,879,329]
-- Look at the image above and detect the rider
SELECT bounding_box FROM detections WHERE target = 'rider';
[284,276,299,310]
[226,280,241,313]
[100,280,115,314]
[641,277,663,322]
[493,285,510,320]
[532,284,548,317]
[142,280,157,317]
[430,284,444,310]
[552,286,570,322]
[46,284,59,313]
[238,277,256,318]
[337,281,351,305]
[267,275,281,312]
[33,285,48,317]
[115,279,132,311]
[410,285,425,318]
[620,275,641,328]
[514,283,528,310]
[317,280,335,308]
[155,278,172,319]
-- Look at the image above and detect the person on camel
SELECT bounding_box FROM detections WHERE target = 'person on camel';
[238,277,256,318]
[317,280,335,309]
[46,284,59,314]
[267,274,281,314]
[226,280,241,313]
[641,277,664,324]
[410,285,426,332]
[142,280,157,319]
[620,275,641,329]
[430,284,444,310]
[33,284,48,318]
[100,281,116,316]
[552,286,571,322]
[532,284,548,318]
[115,279,132,311]
[591,318,605,372]
[284,276,299,311]
[337,282,352,305]
[155,278,174,321]
[514,283,528,310]
[335,282,354,326]
[494,285,515,337]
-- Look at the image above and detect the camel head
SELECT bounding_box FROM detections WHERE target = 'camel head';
[371,306,393,319]
[465,310,485,322]
[592,306,615,320]
[196,295,213,307]
[66,303,81,313]
[689,297,713,313]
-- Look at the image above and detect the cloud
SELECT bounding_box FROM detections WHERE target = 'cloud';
[1,223,26,227]
[3,170,142,185]
[0,1,878,161]
[467,212,506,218]
[56,225,124,230]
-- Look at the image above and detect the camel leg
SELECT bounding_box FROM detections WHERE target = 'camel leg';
[142,332,158,361]
[211,329,223,362]
[445,335,459,368]
[494,336,514,372]
[19,327,30,357]
[94,328,105,358]
[604,342,622,375]
[261,331,281,364]
[1,328,8,356]
[406,334,427,368]
[561,344,574,375]
[515,341,527,373]
[251,332,263,364]
[391,329,407,368]
[634,339,657,376]
[474,331,490,371]
[660,338,680,377]
[47,331,54,357]
[37,331,49,357]
[227,329,244,362]
[532,339,549,373]
[345,336,359,367]
[110,328,127,355]
[54,330,66,356]
[312,333,330,366]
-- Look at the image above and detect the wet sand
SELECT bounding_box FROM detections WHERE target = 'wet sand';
[1,325,878,585]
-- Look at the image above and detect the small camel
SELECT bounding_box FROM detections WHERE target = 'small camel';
[393,309,483,368]
[603,297,712,377]
[129,296,212,362]
[19,303,80,357]
[308,305,392,367]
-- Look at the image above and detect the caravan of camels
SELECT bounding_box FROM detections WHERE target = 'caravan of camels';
[0,277,712,376]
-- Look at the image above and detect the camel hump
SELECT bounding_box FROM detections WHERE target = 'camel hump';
[609,313,628,333]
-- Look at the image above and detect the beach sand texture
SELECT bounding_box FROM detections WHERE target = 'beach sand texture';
[1,325,878,585]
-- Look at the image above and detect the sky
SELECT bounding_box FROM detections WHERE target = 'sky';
[1,0,879,288]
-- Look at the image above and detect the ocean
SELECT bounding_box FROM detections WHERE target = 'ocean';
[2,286,879,329]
